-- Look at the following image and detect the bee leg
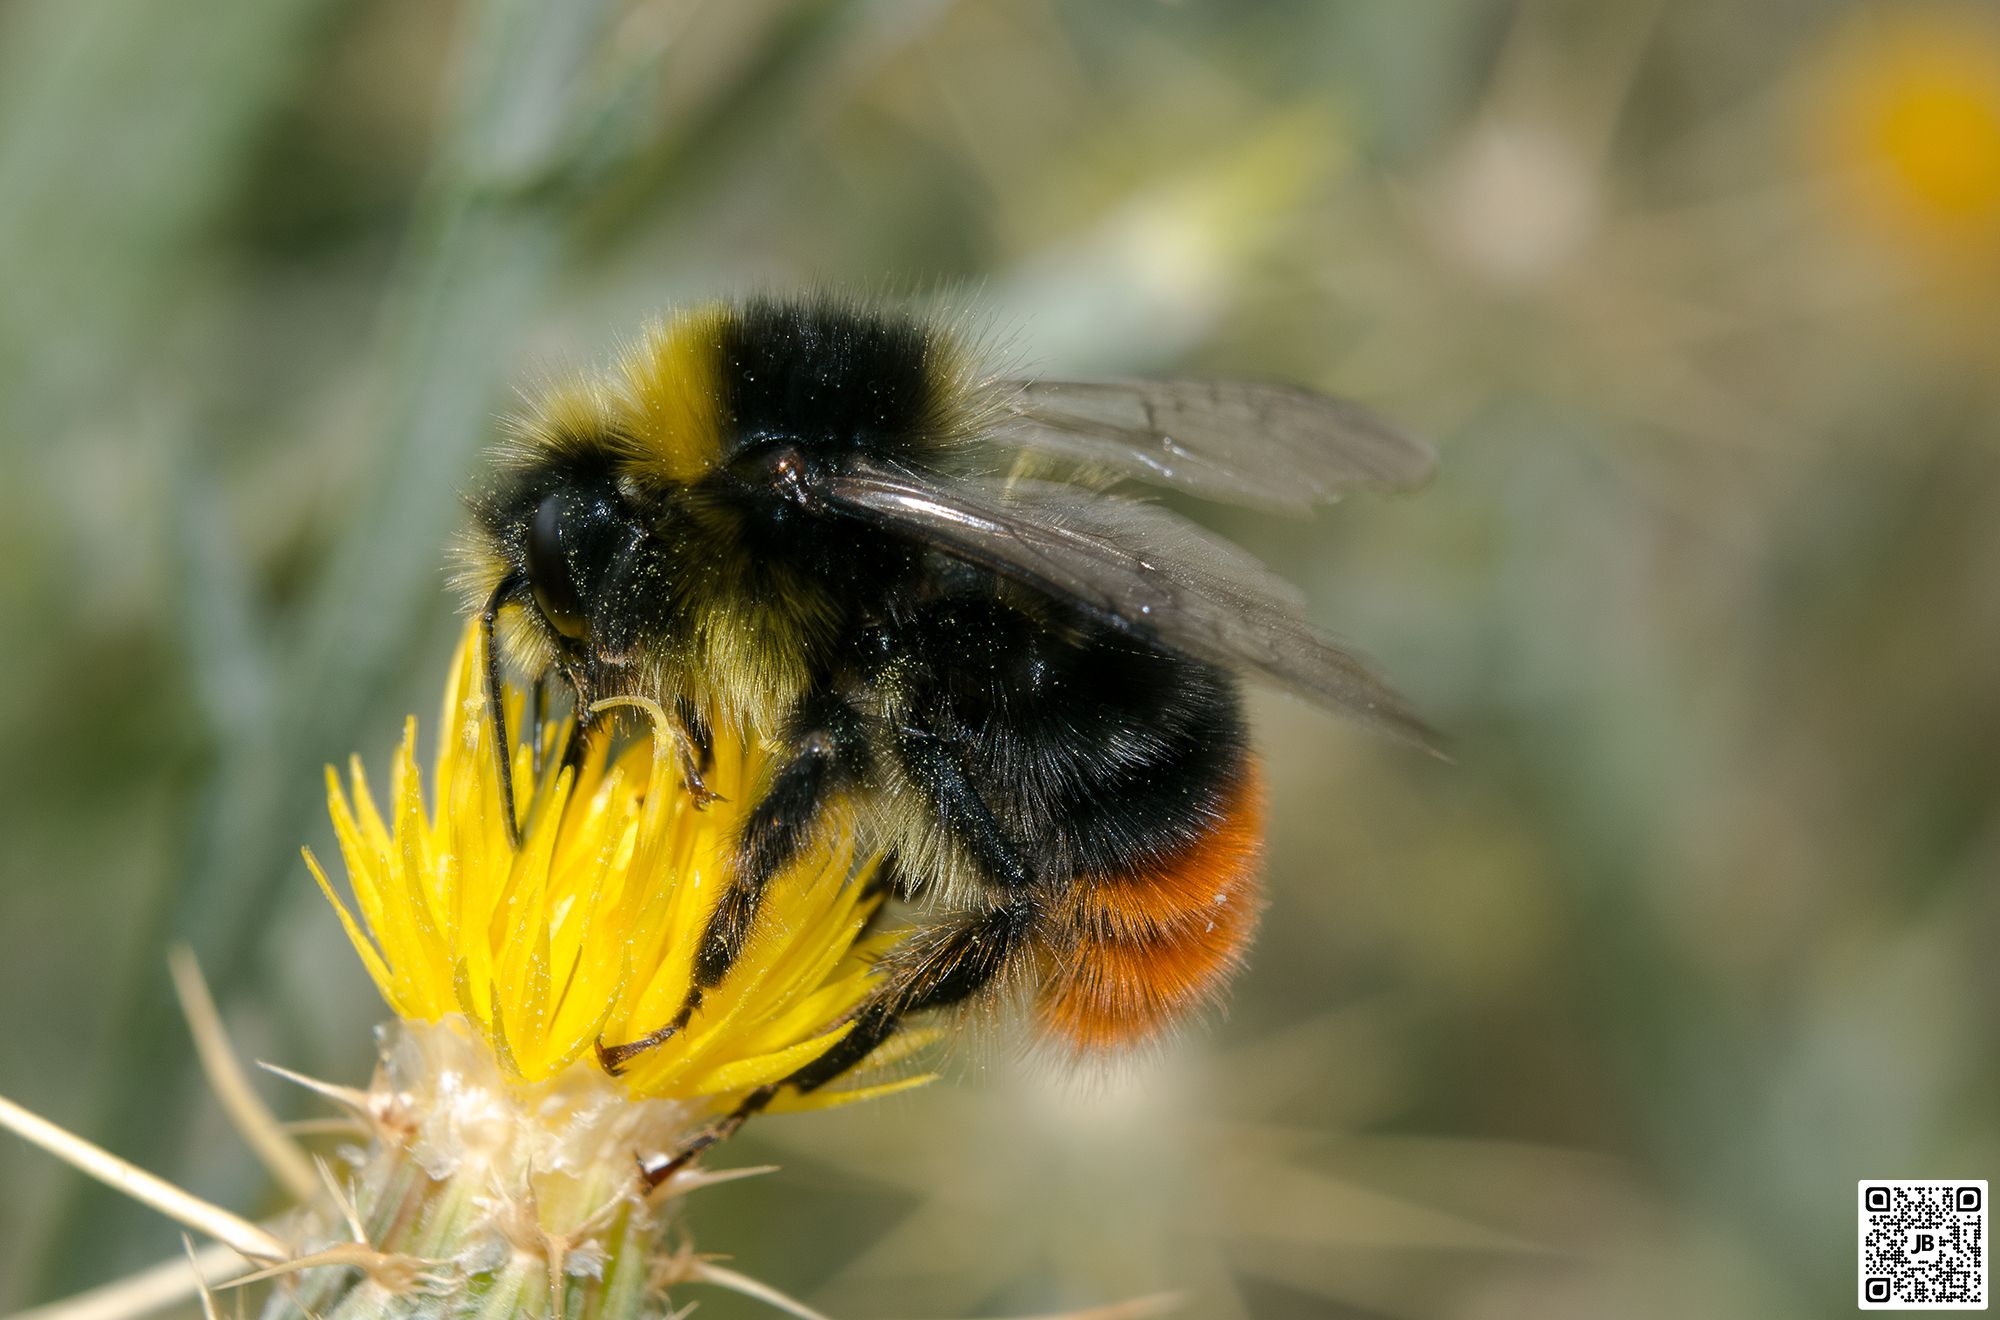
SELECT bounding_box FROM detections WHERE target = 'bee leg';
[675,695,714,774]
[581,688,715,805]
[481,574,525,851]
[894,725,1034,889]
[796,893,1036,1092]
[753,726,1036,1095]
[552,659,594,773]
[640,727,1028,1163]
[752,732,1037,1096]
[599,692,869,1074]
[695,694,870,987]
[638,1082,780,1189]
[558,711,589,773]
[527,678,548,777]
[664,702,722,809]
[641,894,1032,1187]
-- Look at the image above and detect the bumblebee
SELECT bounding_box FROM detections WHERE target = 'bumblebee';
[460,297,1431,1134]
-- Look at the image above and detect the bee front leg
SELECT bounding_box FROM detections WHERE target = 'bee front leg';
[578,687,717,806]
[481,573,527,851]
[528,677,548,777]
[597,690,870,1074]
[664,699,722,809]
[675,695,714,774]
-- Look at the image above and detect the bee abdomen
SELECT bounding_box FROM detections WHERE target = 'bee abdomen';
[1036,758,1265,1052]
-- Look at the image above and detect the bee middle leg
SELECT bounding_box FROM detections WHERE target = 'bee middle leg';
[698,693,872,989]
[773,723,1042,1093]
[892,724,1034,888]
[598,690,869,1072]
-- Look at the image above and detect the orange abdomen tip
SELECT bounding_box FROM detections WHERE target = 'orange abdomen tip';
[1038,759,1266,1053]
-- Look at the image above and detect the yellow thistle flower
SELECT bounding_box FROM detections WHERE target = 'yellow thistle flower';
[259,618,930,1317]
[308,619,917,1110]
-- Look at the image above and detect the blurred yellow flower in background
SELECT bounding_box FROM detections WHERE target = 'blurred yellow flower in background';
[1811,5,2000,269]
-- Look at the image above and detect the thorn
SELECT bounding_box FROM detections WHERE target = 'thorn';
[313,1155,367,1246]
[545,1236,567,1320]
[665,1163,780,1193]
[169,948,321,1205]
[4,1240,249,1320]
[215,1245,434,1293]
[685,1260,836,1320]
[182,1235,221,1320]
[0,1091,288,1262]
[256,1061,377,1118]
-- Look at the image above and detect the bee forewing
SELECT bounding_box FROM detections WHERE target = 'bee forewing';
[827,461,1440,753]
[988,378,1436,513]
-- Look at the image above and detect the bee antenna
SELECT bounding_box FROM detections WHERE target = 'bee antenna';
[482,573,525,850]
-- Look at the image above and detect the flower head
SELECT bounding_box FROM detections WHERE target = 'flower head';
[309,620,919,1113]
[272,619,929,1317]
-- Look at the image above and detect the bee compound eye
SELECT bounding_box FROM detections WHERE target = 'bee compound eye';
[525,493,589,641]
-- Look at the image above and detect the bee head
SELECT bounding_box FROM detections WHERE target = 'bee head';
[465,453,664,686]
[521,479,625,647]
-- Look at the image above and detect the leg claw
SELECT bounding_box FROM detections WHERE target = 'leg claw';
[679,756,726,810]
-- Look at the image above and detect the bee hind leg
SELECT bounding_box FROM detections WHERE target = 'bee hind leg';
[799,893,1034,1090]
[641,894,1033,1189]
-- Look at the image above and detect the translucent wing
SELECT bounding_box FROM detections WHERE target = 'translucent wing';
[987,378,1435,513]
[825,460,1438,752]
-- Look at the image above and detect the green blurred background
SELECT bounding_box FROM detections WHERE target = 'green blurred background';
[2,1,1997,1316]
